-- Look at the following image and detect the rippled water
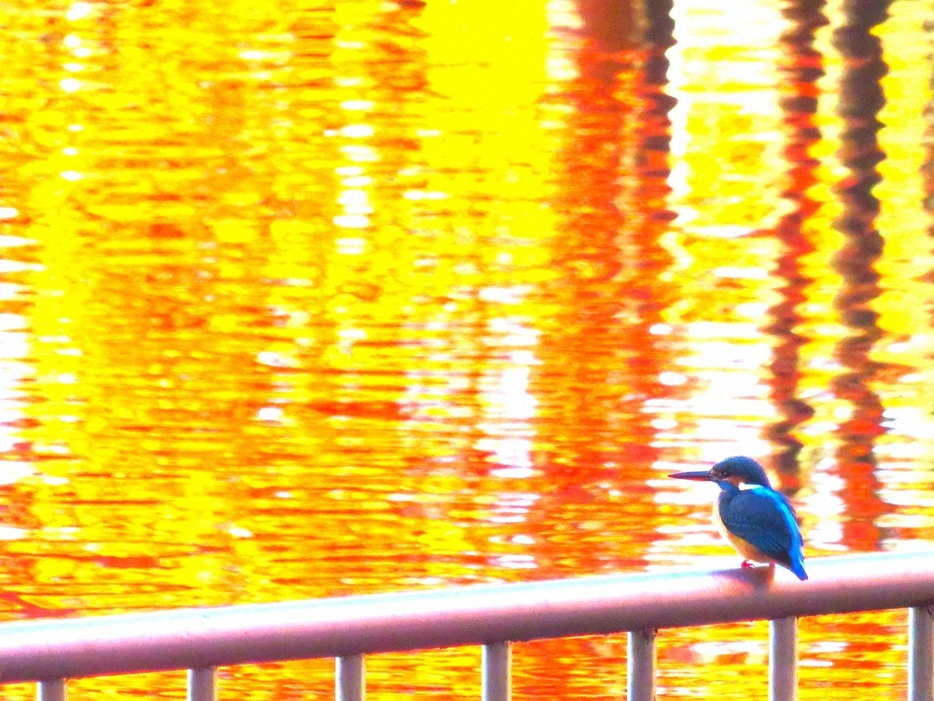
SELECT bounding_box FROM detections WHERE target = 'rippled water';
[0,0,932,697]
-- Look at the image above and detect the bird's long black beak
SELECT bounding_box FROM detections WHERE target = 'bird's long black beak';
[669,470,715,481]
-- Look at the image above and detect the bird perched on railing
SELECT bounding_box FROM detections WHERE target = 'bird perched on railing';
[669,456,808,581]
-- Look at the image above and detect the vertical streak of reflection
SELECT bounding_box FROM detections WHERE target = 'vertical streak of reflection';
[924,14,934,462]
[830,0,891,548]
[925,16,934,238]
[638,0,676,205]
[546,0,637,471]
[632,0,679,462]
[533,0,677,576]
[763,0,827,490]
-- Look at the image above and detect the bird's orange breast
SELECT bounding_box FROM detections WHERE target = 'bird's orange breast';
[711,500,775,564]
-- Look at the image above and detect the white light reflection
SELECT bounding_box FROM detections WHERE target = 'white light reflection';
[256,406,285,423]
[490,553,537,569]
[477,314,541,531]
[658,371,688,386]
[340,124,374,138]
[340,100,374,111]
[692,639,767,663]
[256,351,297,368]
[342,175,371,188]
[334,151,372,228]
[337,189,371,210]
[544,0,582,82]
[479,437,534,472]
[486,491,541,525]
[59,78,81,93]
[335,236,367,254]
[65,2,93,21]
[339,145,377,162]
[403,190,448,201]
[478,285,532,305]
[333,215,370,229]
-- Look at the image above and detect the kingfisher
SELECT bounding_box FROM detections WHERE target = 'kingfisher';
[669,456,808,581]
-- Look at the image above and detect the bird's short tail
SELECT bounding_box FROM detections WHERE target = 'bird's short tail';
[790,559,808,581]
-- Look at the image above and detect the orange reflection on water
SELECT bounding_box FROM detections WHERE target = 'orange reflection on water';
[0,0,931,698]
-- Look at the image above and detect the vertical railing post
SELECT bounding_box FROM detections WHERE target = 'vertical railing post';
[482,641,511,701]
[187,667,217,701]
[909,606,934,701]
[627,628,656,701]
[769,617,798,701]
[36,679,67,701]
[336,654,365,701]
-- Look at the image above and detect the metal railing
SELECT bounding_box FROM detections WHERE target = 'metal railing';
[2,550,933,701]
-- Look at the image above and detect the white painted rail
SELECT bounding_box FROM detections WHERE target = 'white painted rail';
[7,551,934,700]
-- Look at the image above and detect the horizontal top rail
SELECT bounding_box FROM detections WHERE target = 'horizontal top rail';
[0,551,932,683]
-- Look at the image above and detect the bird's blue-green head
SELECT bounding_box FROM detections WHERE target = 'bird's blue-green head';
[669,455,772,489]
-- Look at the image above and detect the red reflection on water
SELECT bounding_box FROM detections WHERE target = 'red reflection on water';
[0,0,929,698]
[828,0,892,549]
[927,21,934,271]
[762,0,825,491]
[530,0,678,577]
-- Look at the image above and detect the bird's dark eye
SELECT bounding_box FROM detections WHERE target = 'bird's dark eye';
[711,468,726,479]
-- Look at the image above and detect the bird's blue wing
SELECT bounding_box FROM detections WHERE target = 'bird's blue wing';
[718,487,803,565]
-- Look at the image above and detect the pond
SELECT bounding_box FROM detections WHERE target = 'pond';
[0,0,931,697]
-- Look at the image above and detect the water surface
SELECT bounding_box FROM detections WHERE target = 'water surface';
[0,0,932,697]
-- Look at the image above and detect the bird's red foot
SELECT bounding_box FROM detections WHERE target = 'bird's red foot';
[741,560,754,568]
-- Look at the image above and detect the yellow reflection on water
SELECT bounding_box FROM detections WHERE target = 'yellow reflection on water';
[0,0,931,698]
[667,0,789,232]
